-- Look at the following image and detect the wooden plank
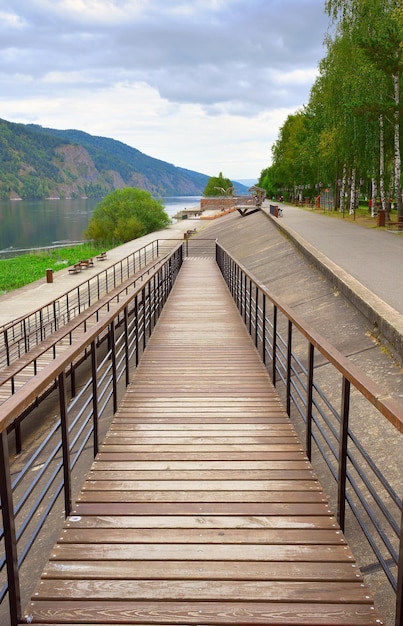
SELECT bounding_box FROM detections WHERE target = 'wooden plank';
[42,559,364,581]
[76,491,327,503]
[88,469,315,480]
[49,543,356,562]
[25,601,381,625]
[25,258,382,625]
[72,501,334,516]
[81,479,321,491]
[59,528,346,545]
[34,579,369,602]
[63,514,340,529]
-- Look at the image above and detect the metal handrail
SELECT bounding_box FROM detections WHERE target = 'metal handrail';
[0,237,217,371]
[1,238,401,624]
[0,240,161,369]
[216,242,403,626]
[0,243,183,626]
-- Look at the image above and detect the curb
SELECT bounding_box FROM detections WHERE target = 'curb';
[263,208,403,360]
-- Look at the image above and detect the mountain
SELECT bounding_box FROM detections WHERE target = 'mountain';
[235,178,257,188]
[0,118,247,200]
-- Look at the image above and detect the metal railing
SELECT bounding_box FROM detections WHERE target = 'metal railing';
[216,242,403,626]
[0,243,183,626]
[1,238,402,624]
[0,238,217,373]
[0,240,161,370]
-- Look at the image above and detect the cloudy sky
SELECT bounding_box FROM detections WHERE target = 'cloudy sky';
[0,0,330,181]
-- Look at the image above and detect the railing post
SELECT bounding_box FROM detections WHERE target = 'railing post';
[272,306,277,386]
[262,295,266,365]
[124,306,130,387]
[0,431,21,626]
[134,294,139,367]
[254,284,259,347]
[396,506,403,626]
[4,328,10,366]
[337,375,351,532]
[39,309,44,342]
[59,370,72,517]
[286,320,292,416]
[306,343,315,461]
[53,300,58,331]
[243,273,247,323]
[91,340,99,457]
[23,318,28,354]
[248,278,252,334]
[110,320,118,414]
[142,287,147,351]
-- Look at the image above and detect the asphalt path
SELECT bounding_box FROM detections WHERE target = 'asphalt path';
[272,203,403,315]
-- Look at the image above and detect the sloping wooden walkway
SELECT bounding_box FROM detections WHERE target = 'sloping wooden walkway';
[25,258,382,625]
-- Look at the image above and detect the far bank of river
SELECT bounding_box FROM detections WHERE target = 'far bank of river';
[0,196,201,254]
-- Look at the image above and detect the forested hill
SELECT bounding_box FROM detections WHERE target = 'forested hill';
[0,117,238,199]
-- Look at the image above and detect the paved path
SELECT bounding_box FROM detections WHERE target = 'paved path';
[270,204,403,315]
[0,215,204,327]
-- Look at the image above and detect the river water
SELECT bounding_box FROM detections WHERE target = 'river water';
[0,196,201,254]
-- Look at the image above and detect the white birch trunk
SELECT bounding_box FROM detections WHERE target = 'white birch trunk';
[371,177,377,218]
[379,114,386,212]
[340,164,346,213]
[393,72,402,219]
[349,169,356,214]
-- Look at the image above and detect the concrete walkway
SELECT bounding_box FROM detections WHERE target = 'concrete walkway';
[262,203,403,355]
[268,203,403,314]
[0,214,206,327]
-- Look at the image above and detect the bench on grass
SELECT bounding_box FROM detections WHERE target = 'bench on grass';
[68,263,82,274]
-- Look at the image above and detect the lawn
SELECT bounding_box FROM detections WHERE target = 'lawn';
[0,244,108,293]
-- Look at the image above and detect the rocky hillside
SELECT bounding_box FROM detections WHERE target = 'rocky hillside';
[0,118,215,199]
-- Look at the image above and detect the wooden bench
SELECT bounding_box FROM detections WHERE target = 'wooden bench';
[184,228,197,239]
[79,258,94,269]
[96,251,107,261]
[68,263,82,274]
[386,221,403,231]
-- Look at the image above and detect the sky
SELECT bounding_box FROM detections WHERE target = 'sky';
[0,0,330,181]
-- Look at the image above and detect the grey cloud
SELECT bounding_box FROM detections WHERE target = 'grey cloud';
[0,0,328,112]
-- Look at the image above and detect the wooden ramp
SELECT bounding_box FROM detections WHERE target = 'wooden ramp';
[25,258,382,625]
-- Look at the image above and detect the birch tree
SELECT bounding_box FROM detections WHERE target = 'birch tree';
[325,0,403,218]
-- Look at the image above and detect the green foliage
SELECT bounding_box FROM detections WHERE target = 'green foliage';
[85,187,170,243]
[0,244,107,293]
[265,0,402,209]
[203,172,234,196]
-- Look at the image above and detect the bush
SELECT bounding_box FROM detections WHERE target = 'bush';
[85,187,170,243]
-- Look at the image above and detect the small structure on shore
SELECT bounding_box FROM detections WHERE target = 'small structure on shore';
[173,207,202,220]
[235,185,266,217]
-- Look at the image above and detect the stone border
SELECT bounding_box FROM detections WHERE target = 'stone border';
[264,208,403,360]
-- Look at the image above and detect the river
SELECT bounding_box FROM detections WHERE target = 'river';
[0,196,201,255]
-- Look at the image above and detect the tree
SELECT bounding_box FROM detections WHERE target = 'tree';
[203,172,234,196]
[85,187,170,243]
[325,0,403,218]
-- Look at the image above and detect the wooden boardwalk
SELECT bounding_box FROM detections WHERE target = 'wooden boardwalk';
[25,258,383,625]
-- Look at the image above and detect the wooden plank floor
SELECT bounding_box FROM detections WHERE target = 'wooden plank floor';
[25,258,383,625]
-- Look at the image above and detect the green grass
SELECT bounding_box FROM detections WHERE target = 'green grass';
[0,243,109,293]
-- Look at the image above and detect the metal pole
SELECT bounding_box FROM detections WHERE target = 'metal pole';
[0,431,21,626]
[59,371,72,517]
[91,340,99,458]
[337,376,350,531]
[395,504,403,626]
[306,343,314,461]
